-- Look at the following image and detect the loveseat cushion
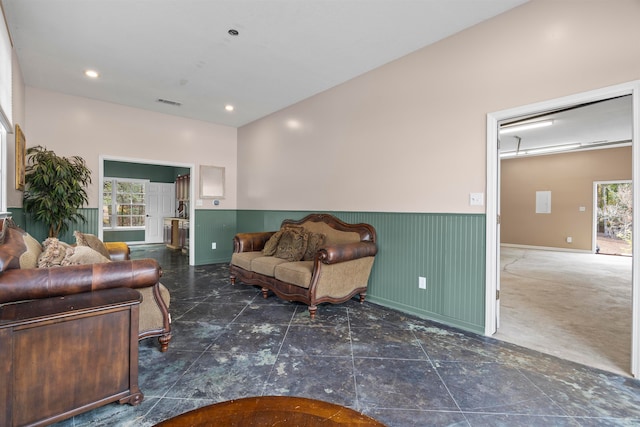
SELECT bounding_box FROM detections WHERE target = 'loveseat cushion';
[231,251,264,271]
[274,228,308,261]
[251,256,289,277]
[0,221,43,271]
[63,245,111,265]
[74,231,112,260]
[274,261,313,288]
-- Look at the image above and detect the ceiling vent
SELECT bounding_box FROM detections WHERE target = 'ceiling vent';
[156,98,182,107]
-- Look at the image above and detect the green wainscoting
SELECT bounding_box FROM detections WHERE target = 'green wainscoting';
[8,206,487,333]
[233,210,486,333]
[9,207,100,243]
[193,209,238,265]
[103,229,145,243]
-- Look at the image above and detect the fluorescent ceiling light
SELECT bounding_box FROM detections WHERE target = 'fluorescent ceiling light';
[500,120,553,134]
[524,143,580,155]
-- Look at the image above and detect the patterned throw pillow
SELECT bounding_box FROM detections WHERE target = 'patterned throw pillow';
[262,230,283,256]
[275,228,309,262]
[303,232,326,261]
[74,231,112,260]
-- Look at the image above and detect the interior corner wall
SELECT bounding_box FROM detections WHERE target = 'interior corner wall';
[500,146,632,251]
[236,0,640,332]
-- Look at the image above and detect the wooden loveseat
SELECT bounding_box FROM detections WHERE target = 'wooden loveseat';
[230,214,378,318]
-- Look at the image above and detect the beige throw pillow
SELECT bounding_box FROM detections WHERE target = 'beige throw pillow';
[74,231,111,260]
[62,246,111,265]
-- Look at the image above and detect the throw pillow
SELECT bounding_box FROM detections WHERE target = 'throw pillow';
[303,232,325,261]
[62,246,111,266]
[38,238,72,268]
[262,230,283,256]
[0,220,43,271]
[274,227,309,262]
[74,231,111,260]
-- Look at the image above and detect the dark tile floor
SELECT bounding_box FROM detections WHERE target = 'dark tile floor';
[54,245,640,426]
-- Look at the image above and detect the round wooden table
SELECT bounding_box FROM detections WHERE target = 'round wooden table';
[154,396,386,426]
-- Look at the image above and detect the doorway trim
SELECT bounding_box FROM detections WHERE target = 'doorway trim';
[485,80,640,376]
[99,155,195,266]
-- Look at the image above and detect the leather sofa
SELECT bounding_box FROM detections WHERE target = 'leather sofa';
[230,213,378,318]
[0,220,172,351]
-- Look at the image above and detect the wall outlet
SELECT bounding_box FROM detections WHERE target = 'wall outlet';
[418,276,427,289]
[566,237,572,243]
[211,242,217,250]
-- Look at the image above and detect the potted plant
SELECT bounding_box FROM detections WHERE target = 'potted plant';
[23,146,92,238]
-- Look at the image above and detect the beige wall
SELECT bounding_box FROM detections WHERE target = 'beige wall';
[16,87,237,209]
[7,49,25,208]
[500,146,632,251]
[237,0,640,213]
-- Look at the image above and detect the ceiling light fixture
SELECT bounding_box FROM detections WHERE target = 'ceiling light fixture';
[228,29,239,36]
[225,105,234,112]
[500,120,553,134]
[84,69,100,78]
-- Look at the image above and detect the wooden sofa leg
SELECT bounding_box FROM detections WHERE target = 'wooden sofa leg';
[261,288,269,299]
[159,333,172,352]
[309,305,317,319]
[359,293,366,303]
[230,275,236,285]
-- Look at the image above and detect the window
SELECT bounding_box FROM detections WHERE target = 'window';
[103,178,146,229]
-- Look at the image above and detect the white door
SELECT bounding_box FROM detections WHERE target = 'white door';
[146,182,175,243]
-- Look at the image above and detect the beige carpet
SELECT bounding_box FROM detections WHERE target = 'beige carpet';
[494,246,633,376]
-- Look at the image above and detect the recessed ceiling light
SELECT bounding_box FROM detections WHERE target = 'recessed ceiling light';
[228,29,239,36]
[84,69,100,78]
[225,105,234,112]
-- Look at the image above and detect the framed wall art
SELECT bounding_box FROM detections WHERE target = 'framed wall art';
[15,124,25,191]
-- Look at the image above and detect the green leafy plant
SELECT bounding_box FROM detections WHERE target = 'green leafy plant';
[23,146,92,238]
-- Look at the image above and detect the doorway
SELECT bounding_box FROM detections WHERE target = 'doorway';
[99,155,195,265]
[485,81,640,376]
[595,181,633,256]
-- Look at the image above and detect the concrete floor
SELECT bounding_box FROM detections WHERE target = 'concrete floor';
[495,246,633,377]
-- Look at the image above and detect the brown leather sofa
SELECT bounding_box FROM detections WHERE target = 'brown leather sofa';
[0,221,172,351]
[230,213,378,318]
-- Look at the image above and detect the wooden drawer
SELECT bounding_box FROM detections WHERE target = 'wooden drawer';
[0,288,142,427]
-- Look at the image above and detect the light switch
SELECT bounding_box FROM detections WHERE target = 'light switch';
[470,193,484,206]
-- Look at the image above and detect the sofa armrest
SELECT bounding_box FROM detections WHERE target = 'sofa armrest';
[0,259,161,304]
[233,232,276,253]
[317,241,378,265]
[105,242,131,261]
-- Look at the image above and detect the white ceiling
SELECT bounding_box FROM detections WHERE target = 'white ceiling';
[499,95,633,156]
[2,0,528,127]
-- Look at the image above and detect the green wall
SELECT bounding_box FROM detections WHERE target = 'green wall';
[9,206,487,333]
[104,160,188,183]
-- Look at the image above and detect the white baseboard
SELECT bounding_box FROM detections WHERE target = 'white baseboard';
[501,243,592,254]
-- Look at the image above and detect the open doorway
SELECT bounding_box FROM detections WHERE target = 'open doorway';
[486,81,640,376]
[99,155,195,266]
[595,181,632,256]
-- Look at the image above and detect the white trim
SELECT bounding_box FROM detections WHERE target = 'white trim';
[486,80,640,377]
[100,155,195,266]
[501,243,592,254]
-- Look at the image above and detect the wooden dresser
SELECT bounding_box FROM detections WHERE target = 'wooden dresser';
[0,288,143,426]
